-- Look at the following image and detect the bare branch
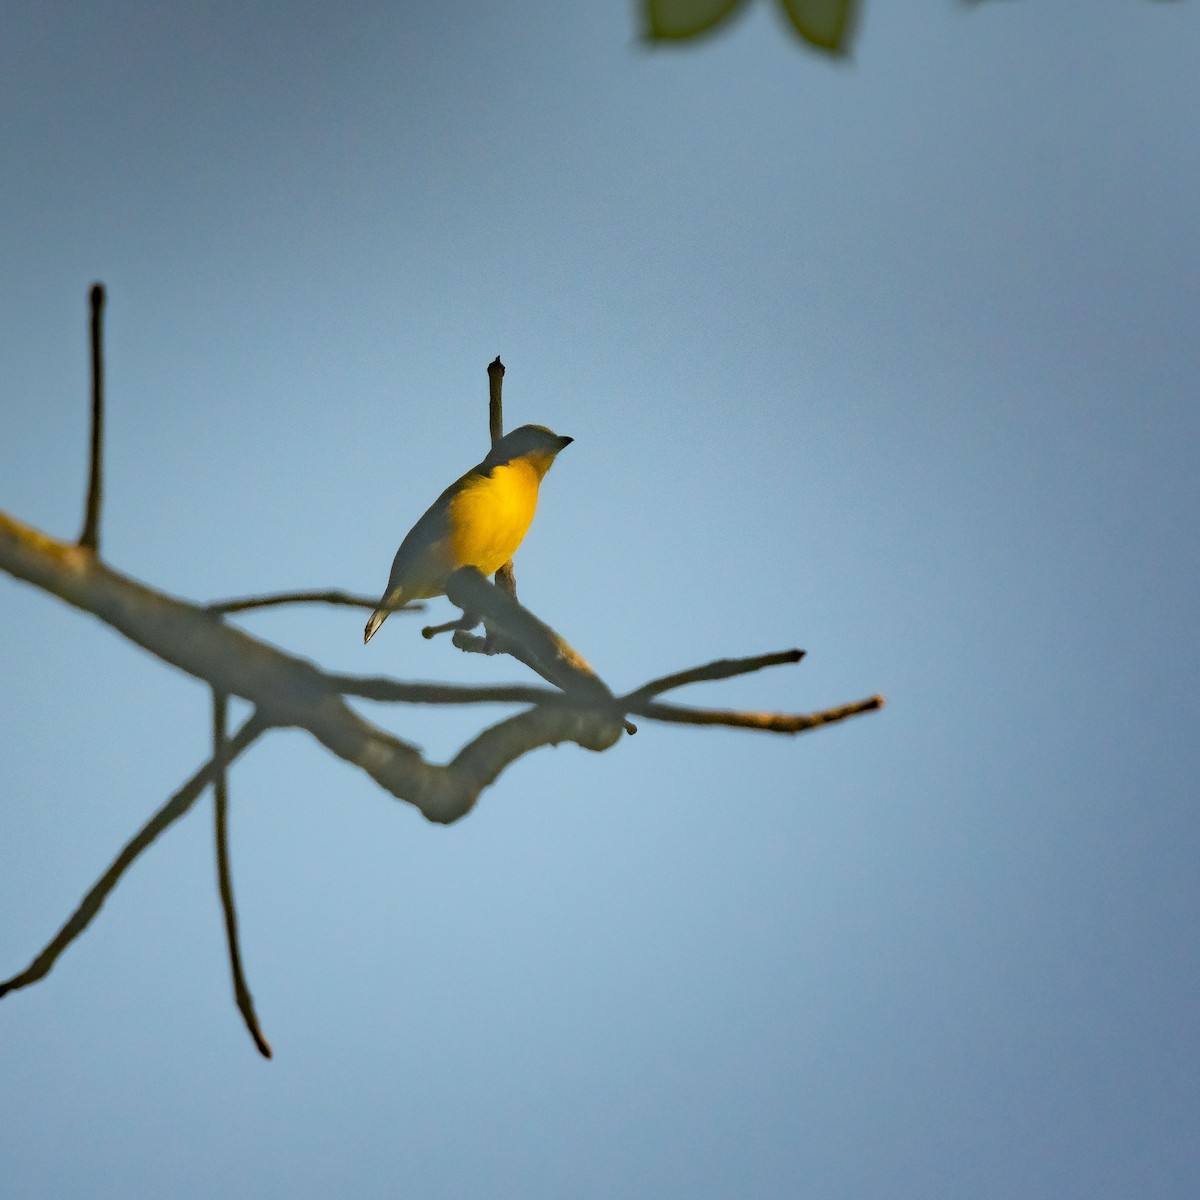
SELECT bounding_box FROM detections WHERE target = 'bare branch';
[445,571,637,734]
[448,703,624,809]
[487,355,506,446]
[212,691,272,1059]
[625,649,806,701]
[78,283,105,552]
[0,710,269,998]
[445,567,613,704]
[207,590,423,616]
[0,514,630,824]
[486,356,520,649]
[628,694,885,733]
[1,315,885,1054]
[330,674,561,706]
[2,510,885,824]
[334,659,878,737]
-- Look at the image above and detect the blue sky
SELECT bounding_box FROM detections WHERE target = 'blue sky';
[2,2,1198,1197]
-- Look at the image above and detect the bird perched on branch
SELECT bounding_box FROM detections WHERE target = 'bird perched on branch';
[363,424,573,644]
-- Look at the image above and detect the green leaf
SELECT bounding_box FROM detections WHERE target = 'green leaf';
[776,0,859,54]
[642,0,750,41]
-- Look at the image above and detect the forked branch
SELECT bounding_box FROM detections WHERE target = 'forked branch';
[0,293,883,1055]
[0,710,269,999]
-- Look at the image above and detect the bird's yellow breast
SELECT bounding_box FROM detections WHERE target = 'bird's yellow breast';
[444,457,544,577]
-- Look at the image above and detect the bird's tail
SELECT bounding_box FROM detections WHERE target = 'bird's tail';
[363,595,399,644]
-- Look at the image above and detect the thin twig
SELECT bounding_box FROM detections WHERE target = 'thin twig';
[330,673,561,706]
[624,649,806,702]
[627,694,885,733]
[422,611,479,640]
[0,710,269,999]
[333,671,638,731]
[487,357,520,637]
[78,283,105,552]
[206,589,423,616]
[487,355,506,446]
[213,691,272,1058]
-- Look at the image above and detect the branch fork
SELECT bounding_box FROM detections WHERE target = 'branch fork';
[0,291,883,1057]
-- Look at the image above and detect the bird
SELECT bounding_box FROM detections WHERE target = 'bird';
[363,423,573,644]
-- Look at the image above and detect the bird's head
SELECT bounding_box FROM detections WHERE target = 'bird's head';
[484,424,573,476]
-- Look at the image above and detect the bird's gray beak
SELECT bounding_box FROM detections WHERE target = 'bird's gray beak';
[558,435,573,450]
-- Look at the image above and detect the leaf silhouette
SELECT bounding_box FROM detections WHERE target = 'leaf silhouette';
[778,0,858,54]
[643,0,749,41]
[641,0,859,54]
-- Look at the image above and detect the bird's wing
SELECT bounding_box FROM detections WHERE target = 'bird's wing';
[383,465,487,599]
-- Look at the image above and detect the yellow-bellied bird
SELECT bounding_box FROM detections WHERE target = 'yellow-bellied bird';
[363,424,573,644]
